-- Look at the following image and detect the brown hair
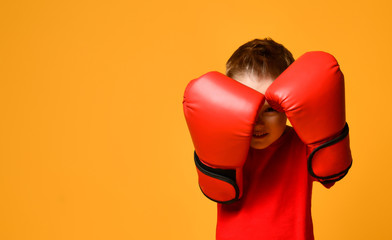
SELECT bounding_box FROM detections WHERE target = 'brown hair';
[226,38,295,79]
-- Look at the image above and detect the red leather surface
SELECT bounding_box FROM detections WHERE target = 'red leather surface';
[183,71,264,201]
[266,51,346,144]
[196,168,237,202]
[265,52,352,178]
[183,71,264,169]
[308,134,352,178]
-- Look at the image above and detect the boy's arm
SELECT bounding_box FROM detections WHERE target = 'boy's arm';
[265,52,352,185]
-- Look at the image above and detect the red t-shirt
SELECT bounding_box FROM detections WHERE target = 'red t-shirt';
[216,126,327,240]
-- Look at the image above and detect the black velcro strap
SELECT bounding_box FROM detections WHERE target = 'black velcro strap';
[194,151,239,204]
[307,123,352,182]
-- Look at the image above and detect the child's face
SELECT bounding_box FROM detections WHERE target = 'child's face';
[234,73,287,149]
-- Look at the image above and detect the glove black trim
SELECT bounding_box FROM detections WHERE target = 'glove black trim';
[194,151,239,204]
[307,123,352,183]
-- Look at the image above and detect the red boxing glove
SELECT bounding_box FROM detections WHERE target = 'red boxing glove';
[183,71,264,203]
[265,52,352,185]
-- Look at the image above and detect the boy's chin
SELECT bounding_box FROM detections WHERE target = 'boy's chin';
[250,126,288,149]
[250,144,271,150]
[250,140,273,149]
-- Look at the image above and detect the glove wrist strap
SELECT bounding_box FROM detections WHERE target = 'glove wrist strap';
[307,123,352,183]
[194,151,240,204]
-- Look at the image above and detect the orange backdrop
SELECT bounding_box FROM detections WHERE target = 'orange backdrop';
[1,0,391,239]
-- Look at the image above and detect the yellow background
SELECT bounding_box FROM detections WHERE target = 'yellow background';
[1,0,391,239]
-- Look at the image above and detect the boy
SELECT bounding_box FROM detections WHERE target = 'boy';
[183,38,352,239]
